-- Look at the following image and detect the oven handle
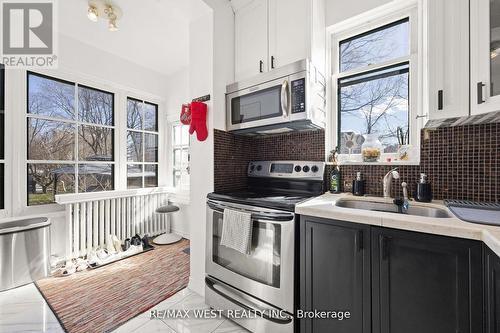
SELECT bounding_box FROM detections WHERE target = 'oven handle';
[205,277,293,325]
[207,200,295,222]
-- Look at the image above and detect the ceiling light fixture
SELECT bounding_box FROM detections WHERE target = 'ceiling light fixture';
[87,0,122,31]
[104,5,118,31]
[87,5,98,22]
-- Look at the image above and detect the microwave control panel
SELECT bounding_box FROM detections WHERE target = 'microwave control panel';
[291,78,306,114]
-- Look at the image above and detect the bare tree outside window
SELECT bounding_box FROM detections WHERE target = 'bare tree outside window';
[27,73,114,205]
[338,19,410,155]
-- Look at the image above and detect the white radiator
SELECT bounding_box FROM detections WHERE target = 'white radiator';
[56,188,171,259]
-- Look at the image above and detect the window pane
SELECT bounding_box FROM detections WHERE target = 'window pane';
[144,164,158,188]
[27,163,75,205]
[78,164,113,192]
[182,148,189,166]
[0,64,4,160]
[78,86,113,125]
[0,164,3,209]
[28,73,75,120]
[174,149,181,168]
[340,19,409,72]
[28,118,75,160]
[339,65,409,154]
[144,103,157,131]
[173,170,181,187]
[127,131,142,162]
[174,125,181,144]
[144,133,158,162]
[491,0,500,96]
[181,125,189,145]
[127,164,143,189]
[78,125,113,161]
[127,98,142,130]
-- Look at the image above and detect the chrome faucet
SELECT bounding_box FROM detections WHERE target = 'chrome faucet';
[383,168,400,198]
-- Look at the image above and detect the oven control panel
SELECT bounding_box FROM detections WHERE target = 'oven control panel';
[248,161,325,180]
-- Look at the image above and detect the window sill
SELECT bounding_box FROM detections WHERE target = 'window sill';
[332,160,420,166]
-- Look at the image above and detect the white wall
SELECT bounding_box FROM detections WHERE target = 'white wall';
[2,33,176,258]
[326,0,393,26]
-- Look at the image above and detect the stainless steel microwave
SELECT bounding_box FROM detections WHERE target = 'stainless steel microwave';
[226,59,326,135]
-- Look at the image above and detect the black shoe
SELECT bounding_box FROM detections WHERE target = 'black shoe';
[122,238,131,251]
[131,234,142,246]
[142,235,153,250]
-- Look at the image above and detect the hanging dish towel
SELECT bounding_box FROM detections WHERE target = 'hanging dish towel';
[220,209,253,255]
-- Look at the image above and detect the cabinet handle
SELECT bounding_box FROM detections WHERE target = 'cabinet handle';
[356,230,364,251]
[477,82,486,104]
[438,90,443,110]
[381,236,391,260]
[259,60,264,73]
[271,56,275,69]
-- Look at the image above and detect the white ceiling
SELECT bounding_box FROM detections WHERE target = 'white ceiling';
[59,0,211,76]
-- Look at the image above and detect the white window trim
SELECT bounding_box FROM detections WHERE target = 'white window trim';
[326,0,425,165]
[125,97,160,189]
[167,114,190,202]
[4,68,167,218]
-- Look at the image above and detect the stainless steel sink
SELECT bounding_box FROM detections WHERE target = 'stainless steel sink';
[335,199,453,218]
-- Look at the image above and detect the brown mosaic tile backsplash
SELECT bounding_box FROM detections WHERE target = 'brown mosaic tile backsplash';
[214,129,325,193]
[214,123,500,202]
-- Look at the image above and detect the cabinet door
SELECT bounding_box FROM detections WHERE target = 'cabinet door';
[268,0,309,70]
[372,228,483,333]
[427,0,470,120]
[235,0,269,81]
[485,246,500,333]
[300,217,371,333]
[471,0,500,115]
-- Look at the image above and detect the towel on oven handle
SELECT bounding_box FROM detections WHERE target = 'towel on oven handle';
[220,208,253,255]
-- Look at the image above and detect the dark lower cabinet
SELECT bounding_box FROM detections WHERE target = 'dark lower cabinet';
[300,216,484,333]
[300,217,371,333]
[371,227,483,333]
[485,245,500,333]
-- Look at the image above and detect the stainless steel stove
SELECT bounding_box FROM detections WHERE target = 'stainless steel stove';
[206,161,325,333]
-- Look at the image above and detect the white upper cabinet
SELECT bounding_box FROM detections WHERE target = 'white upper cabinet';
[235,0,269,81]
[427,0,470,120]
[234,0,325,82]
[470,0,500,115]
[268,0,309,70]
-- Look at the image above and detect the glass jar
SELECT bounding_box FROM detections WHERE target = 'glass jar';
[361,133,383,162]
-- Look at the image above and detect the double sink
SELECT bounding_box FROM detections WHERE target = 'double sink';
[335,198,453,218]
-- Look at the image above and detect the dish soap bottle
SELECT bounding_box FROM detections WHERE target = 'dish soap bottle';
[330,147,341,194]
[352,172,366,196]
[414,173,432,202]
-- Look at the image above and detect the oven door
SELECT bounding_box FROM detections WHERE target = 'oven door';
[206,199,295,313]
[226,77,291,132]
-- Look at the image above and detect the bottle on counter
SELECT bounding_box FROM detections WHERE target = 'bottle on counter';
[330,147,341,194]
[352,171,366,196]
[414,173,432,202]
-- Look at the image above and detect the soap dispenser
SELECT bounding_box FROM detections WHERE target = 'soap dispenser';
[414,173,432,202]
[352,172,366,196]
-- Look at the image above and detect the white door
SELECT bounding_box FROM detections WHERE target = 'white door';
[235,0,269,81]
[470,0,500,115]
[268,0,309,70]
[427,0,470,120]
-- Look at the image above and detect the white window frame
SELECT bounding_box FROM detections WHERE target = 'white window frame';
[26,72,116,207]
[3,68,166,218]
[167,115,190,198]
[0,64,7,219]
[327,0,425,165]
[125,97,160,189]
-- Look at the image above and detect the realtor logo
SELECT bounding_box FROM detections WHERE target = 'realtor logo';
[1,0,57,68]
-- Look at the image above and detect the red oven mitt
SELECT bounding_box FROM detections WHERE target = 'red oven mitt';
[189,101,208,141]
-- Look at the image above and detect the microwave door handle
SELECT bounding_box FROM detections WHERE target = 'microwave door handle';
[280,80,290,117]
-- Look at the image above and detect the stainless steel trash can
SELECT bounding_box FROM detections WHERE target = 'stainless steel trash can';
[0,217,51,291]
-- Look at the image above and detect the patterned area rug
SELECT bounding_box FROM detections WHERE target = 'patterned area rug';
[36,239,190,333]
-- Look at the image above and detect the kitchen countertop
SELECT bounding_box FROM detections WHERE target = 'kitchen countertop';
[296,192,500,257]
